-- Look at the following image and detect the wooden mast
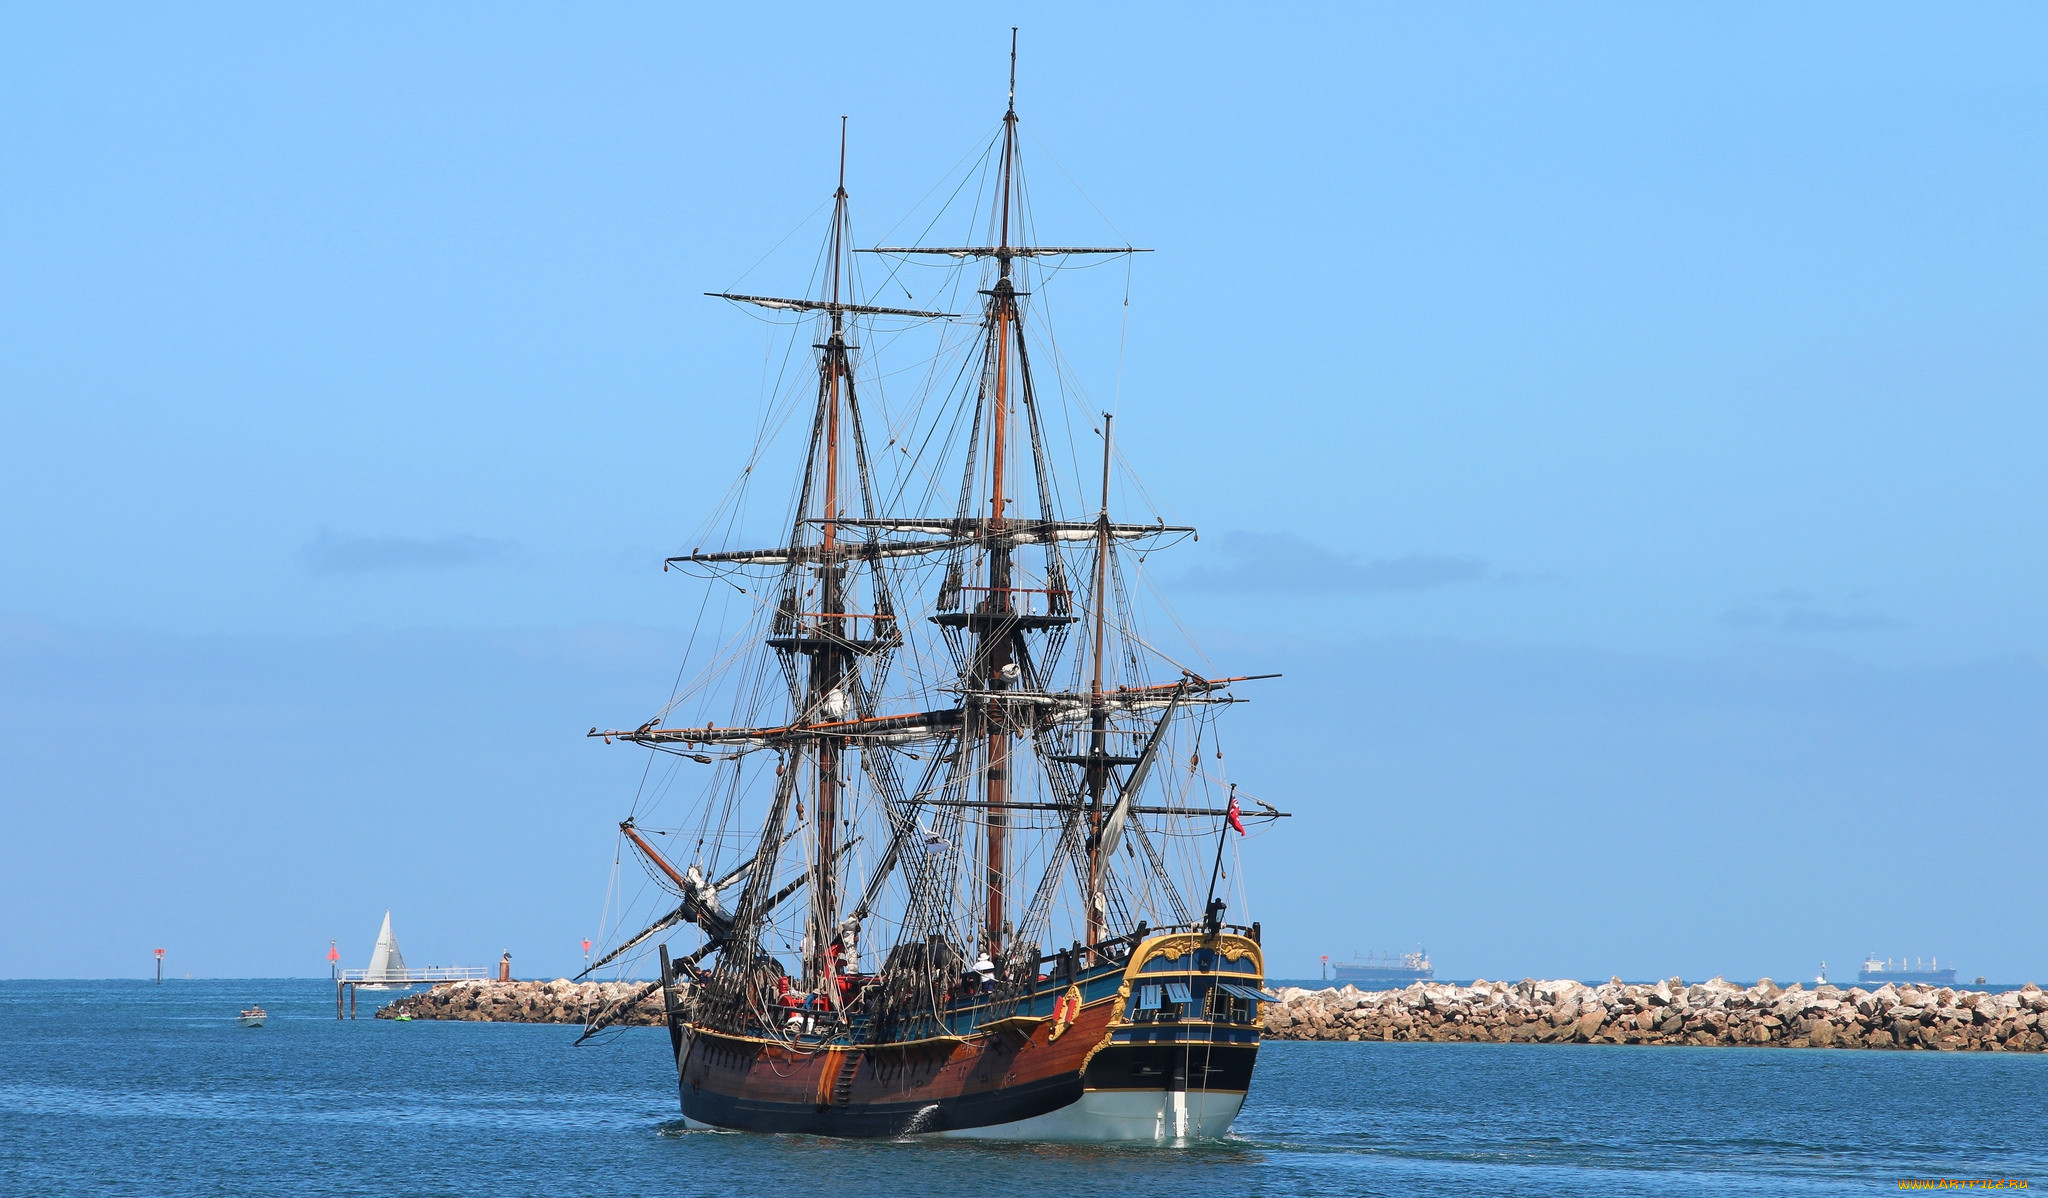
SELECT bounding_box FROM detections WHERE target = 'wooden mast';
[1085,412,1113,951]
[981,31,1020,960]
[810,117,850,991]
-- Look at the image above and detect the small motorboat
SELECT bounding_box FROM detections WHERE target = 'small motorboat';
[237,1005,266,1028]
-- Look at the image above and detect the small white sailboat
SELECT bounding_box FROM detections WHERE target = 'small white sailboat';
[237,1005,266,1028]
[359,910,411,990]
[335,916,486,990]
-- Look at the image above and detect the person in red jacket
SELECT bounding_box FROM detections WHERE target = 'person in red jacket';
[776,975,804,1034]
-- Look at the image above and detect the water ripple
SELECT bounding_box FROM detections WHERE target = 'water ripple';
[2,979,2043,1197]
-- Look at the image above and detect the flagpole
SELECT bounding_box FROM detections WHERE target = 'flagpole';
[1203,783,1238,930]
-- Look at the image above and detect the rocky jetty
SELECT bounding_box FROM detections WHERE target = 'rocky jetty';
[376,974,2048,1051]
[1262,977,2048,1051]
[374,978,666,1026]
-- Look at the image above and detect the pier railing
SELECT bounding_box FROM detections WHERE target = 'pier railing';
[335,966,492,1016]
[339,966,490,983]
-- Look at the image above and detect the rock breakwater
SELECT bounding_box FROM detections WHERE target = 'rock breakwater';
[375,975,2048,1051]
[374,979,665,1026]
[1262,977,2048,1051]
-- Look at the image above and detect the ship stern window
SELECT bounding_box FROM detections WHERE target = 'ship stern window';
[1131,982,1188,1023]
[1206,983,1249,1023]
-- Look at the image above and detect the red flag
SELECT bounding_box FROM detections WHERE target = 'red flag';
[1226,793,1246,836]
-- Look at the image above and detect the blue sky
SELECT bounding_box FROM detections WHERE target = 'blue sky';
[2,4,2043,983]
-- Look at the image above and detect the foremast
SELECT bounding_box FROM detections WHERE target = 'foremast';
[687,122,948,1010]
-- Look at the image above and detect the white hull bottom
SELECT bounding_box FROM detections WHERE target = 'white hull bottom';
[931,1088,1247,1141]
[682,1088,1246,1142]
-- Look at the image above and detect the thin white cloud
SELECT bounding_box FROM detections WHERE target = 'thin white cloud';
[1177,531,1488,595]
[301,530,514,574]
[1719,591,1900,633]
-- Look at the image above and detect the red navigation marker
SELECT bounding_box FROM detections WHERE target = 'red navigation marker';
[327,942,340,962]
[582,939,591,955]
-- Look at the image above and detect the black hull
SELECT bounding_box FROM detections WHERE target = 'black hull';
[675,1043,1259,1138]
[679,1066,1079,1137]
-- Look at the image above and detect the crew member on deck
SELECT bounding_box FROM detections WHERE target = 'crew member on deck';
[833,917,862,1001]
[777,976,803,1034]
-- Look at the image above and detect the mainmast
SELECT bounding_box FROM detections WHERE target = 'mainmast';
[979,31,1022,958]
[810,117,851,994]
[844,31,1154,965]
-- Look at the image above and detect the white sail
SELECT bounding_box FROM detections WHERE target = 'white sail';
[364,910,407,982]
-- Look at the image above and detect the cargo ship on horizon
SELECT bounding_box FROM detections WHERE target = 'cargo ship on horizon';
[1858,954,1957,986]
[1327,949,1434,985]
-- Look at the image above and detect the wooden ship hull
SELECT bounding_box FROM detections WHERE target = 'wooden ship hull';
[664,930,1267,1139]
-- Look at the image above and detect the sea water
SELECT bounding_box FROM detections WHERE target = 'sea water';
[2,979,2042,1196]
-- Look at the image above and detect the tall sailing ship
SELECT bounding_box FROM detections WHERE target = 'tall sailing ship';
[581,46,1287,1140]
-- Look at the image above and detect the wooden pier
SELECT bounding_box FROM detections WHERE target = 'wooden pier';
[334,966,491,1019]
